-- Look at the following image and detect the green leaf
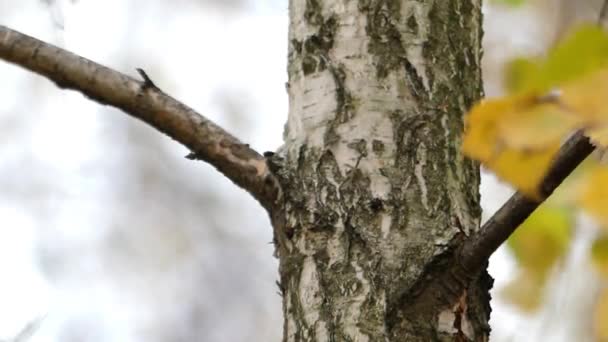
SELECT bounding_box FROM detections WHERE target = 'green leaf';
[507,205,573,274]
[591,235,608,276]
[492,0,526,6]
[500,270,545,311]
[595,289,608,339]
[579,167,608,226]
[501,205,573,312]
[504,24,608,94]
[504,58,539,93]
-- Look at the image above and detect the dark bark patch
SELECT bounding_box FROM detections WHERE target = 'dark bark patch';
[301,55,318,75]
[407,15,418,34]
[324,62,356,145]
[304,0,323,25]
[299,16,338,75]
[372,139,385,155]
[365,5,406,79]
[348,139,368,157]
[369,198,384,212]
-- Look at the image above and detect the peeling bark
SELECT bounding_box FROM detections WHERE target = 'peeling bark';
[274,1,490,340]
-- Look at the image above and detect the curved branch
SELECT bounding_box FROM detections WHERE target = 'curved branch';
[0,25,279,211]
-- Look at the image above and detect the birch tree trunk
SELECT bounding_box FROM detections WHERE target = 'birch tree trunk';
[273,1,491,340]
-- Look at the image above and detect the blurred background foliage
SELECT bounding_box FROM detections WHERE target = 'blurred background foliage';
[1,0,608,341]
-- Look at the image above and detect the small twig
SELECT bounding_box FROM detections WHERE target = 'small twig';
[12,315,45,342]
[136,67,159,90]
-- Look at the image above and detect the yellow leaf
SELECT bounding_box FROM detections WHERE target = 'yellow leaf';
[463,96,574,197]
[549,156,598,206]
[595,288,608,340]
[591,236,608,277]
[561,68,608,125]
[499,269,546,312]
[586,125,608,147]
[579,166,608,225]
[463,98,516,162]
[497,101,580,149]
[487,144,561,197]
[507,204,572,273]
[463,24,608,197]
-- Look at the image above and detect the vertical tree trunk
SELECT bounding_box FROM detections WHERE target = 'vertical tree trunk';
[273,0,491,341]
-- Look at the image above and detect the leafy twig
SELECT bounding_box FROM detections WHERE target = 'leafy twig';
[460,132,594,273]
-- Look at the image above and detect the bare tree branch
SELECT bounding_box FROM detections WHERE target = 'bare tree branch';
[0,25,279,211]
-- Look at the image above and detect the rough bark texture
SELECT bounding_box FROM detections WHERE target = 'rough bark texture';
[271,1,491,341]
